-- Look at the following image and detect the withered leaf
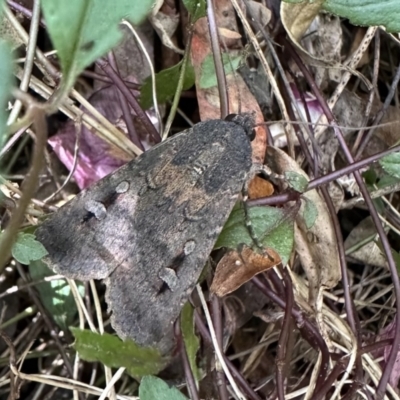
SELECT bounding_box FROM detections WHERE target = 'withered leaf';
[211,245,281,297]
[248,175,274,199]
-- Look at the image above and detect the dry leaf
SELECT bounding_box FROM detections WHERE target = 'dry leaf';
[301,14,343,87]
[218,27,241,40]
[248,175,274,199]
[266,146,341,304]
[190,0,267,163]
[281,1,343,84]
[149,11,183,54]
[344,217,387,269]
[349,28,371,68]
[147,0,182,54]
[211,245,281,297]
[246,1,271,29]
[280,0,324,43]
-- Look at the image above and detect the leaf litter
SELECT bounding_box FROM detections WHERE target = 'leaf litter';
[1,0,400,399]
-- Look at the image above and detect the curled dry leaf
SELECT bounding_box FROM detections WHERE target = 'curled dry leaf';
[218,27,241,40]
[246,0,271,30]
[280,0,324,44]
[302,14,343,87]
[148,0,183,54]
[248,175,274,199]
[190,0,267,163]
[266,146,341,304]
[281,0,343,84]
[149,10,183,54]
[344,217,387,269]
[211,245,281,297]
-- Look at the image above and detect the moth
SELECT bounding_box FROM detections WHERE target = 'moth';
[36,114,254,354]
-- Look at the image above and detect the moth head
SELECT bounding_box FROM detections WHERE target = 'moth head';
[224,113,256,141]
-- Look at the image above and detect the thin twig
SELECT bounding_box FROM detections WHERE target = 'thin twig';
[121,19,162,135]
[0,107,46,274]
[196,284,246,400]
[108,51,143,150]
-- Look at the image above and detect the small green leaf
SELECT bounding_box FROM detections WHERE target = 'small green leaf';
[71,328,168,377]
[283,0,400,33]
[180,303,200,382]
[376,173,400,189]
[302,197,318,229]
[41,0,155,95]
[12,233,48,264]
[29,259,83,330]
[285,171,308,192]
[140,60,195,109]
[0,41,14,149]
[216,205,295,265]
[323,0,400,34]
[379,152,400,180]
[361,169,400,214]
[199,53,243,89]
[362,168,377,185]
[182,0,206,22]
[139,376,189,400]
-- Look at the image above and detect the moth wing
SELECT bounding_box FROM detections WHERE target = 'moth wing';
[103,120,253,352]
[36,129,190,280]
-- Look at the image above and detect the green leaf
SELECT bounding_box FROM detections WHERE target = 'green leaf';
[216,205,295,265]
[139,376,189,400]
[140,60,195,109]
[285,171,308,192]
[12,233,48,264]
[302,197,318,229]
[199,53,243,89]
[362,167,377,185]
[182,0,206,22]
[379,152,400,180]
[29,259,83,330]
[323,0,400,34]
[283,0,400,33]
[71,328,168,377]
[180,303,200,382]
[376,173,400,189]
[0,41,14,150]
[41,0,155,95]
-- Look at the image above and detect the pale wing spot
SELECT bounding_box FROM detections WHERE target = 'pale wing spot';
[116,181,130,193]
[159,268,179,291]
[84,200,107,220]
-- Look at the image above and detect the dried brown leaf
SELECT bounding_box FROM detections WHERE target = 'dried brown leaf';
[211,245,280,297]
[266,147,341,304]
[248,176,274,199]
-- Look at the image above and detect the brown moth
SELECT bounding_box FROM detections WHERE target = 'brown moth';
[36,115,254,354]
